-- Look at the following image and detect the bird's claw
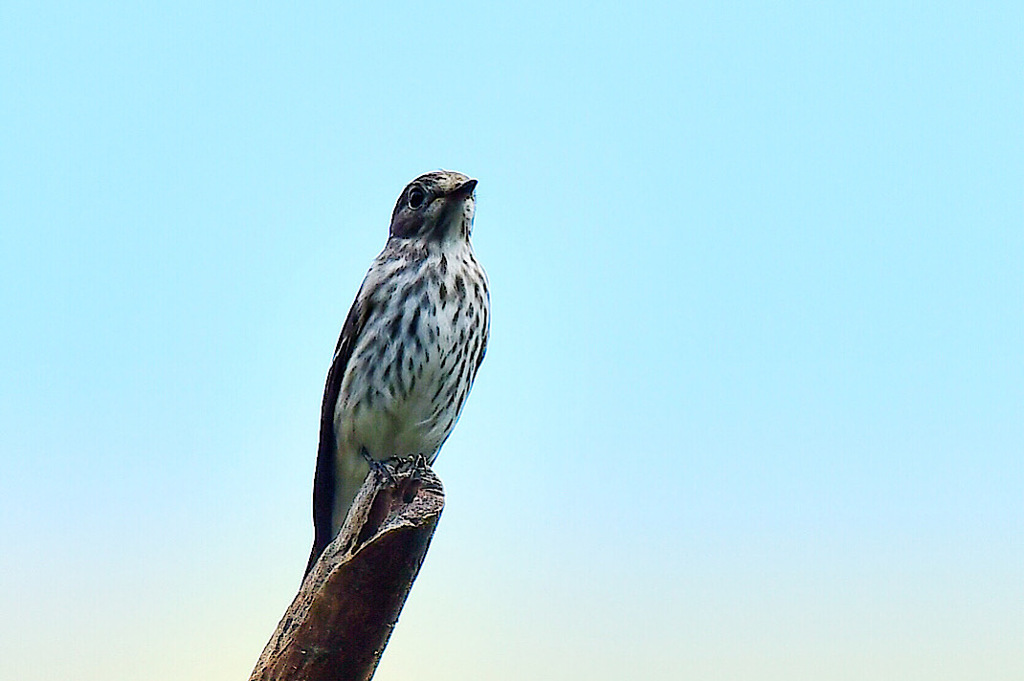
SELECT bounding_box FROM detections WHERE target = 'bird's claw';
[360,448,430,488]
[360,446,397,485]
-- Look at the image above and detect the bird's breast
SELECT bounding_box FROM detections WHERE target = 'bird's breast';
[335,244,489,461]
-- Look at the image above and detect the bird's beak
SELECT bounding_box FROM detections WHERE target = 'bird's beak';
[447,178,478,200]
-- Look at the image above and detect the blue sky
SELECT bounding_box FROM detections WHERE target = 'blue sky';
[1,2,1021,679]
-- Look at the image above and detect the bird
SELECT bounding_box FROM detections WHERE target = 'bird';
[305,170,490,576]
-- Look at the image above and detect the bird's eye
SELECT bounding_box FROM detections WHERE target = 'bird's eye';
[408,186,426,209]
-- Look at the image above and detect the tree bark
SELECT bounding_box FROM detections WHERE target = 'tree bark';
[250,462,444,681]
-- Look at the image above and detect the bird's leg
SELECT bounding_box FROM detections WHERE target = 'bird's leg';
[360,446,397,485]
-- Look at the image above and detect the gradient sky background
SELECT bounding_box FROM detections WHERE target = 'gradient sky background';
[1,2,1021,679]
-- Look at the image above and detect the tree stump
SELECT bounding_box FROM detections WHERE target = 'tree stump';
[250,462,444,681]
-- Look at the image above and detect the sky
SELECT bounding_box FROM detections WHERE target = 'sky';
[1,2,1021,679]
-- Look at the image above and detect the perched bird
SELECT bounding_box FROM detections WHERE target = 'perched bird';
[306,170,490,575]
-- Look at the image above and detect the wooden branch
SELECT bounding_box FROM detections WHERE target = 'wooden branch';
[251,463,444,681]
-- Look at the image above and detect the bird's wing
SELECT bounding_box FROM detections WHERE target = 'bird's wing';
[306,286,376,575]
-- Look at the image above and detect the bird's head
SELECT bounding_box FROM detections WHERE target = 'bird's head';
[389,170,478,243]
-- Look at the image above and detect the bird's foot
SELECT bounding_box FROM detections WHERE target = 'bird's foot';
[360,446,397,485]
[396,453,429,503]
[388,452,429,478]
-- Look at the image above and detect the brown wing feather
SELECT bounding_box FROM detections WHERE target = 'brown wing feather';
[305,289,375,576]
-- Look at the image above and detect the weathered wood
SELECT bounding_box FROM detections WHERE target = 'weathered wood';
[251,462,444,681]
